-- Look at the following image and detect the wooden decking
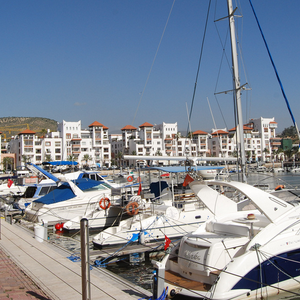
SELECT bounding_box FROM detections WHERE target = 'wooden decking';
[165,270,211,292]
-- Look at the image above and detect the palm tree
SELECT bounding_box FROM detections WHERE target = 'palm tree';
[44,155,52,162]
[40,128,47,137]
[82,154,92,168]
[246,151,251,162]
[67,154,76,162]
[22,155,31,165]
[2,157,13,172]
[117,151,123,168]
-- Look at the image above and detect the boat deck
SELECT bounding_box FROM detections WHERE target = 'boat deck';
[165,270,211,292]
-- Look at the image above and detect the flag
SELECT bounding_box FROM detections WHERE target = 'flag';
[164,235,171,251]
[182,173,194,187]
[7,179,13,188]
[137,183,142,195]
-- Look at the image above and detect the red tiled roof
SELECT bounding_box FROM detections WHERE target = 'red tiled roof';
[88,121,108,129]
[228,125,253,132]
[193,130,208,135]
[18,129,36,135]
[139,122,153,128]
[121,125,137,131]
[270,121,277,124]
[211,130,229,135]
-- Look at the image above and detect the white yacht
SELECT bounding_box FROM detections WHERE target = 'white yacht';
[160,177,300,299]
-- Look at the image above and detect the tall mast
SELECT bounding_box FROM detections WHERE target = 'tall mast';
[227,0,246,182]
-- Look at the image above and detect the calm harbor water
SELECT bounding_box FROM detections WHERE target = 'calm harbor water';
[50,172,300,300]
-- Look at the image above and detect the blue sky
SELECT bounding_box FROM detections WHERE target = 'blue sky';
[0,0,299,134]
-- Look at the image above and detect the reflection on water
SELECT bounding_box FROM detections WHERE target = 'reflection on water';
[231,172,300,190]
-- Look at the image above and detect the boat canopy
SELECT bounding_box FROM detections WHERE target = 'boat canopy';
[42,161,78,166]
[142,166,224,173]
[33,178,105,205]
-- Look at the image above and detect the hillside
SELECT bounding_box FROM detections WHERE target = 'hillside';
[0,117,58,140]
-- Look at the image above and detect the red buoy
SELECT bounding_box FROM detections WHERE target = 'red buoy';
[55,223,64,231]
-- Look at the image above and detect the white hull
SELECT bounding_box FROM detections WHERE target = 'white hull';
[161,179,300,299]
[0,183,26,196]
[92,202,212,248]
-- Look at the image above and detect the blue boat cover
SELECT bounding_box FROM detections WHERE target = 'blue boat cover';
[42,161,78,166]
[142,166,224,173]
[33,178,104,205]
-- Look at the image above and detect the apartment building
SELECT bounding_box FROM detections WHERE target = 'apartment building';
[8,120,111,168]
[4,116,279,169]
[209,117,278,162]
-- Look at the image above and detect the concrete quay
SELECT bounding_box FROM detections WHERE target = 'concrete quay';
[0,219,152,300]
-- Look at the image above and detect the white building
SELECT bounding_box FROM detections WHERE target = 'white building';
[246,117,278,162]
[209,117,278,162]
[9,120,111,168]
[6,117,279,169]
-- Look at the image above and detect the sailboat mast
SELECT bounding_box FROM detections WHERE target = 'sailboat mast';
[227,0,246,181]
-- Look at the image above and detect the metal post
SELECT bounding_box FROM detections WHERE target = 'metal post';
[80,218,91,300]
[152,258,166,299]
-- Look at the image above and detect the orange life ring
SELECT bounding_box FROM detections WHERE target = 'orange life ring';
[127,176,133,182]
[99,197,111,210]
[126,201,139,216]
[275,185,285,191]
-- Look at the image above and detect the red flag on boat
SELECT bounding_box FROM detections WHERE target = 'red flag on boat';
[164,235,171,251]
[7,179,13,188]
[182,173,194,187]
[137,183,142,195]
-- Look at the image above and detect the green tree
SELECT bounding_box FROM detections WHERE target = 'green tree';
[246,151,251,161]
[117,151,123,168]
[44,155,52,162]
[22,155,31,165]
[40,128,47,137]
[280,126,299,144]
[82,154,92,167]
[67,154,76,162]
[2,157,13,172]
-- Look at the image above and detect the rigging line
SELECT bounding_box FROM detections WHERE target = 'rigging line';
[131,0,175,126]
[248,0,300,145]
[185,102,192,143]
[185,0,212,135]
[259,251,300,284]
[212,8,231,130]
[254,244,264,297]
[165,251,300,297]
[207,97,227,163]
[207,97,217,129]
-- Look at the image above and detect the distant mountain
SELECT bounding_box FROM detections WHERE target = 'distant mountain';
[0,117,58,140]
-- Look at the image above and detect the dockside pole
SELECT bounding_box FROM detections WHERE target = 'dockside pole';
[81,218,91,300]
